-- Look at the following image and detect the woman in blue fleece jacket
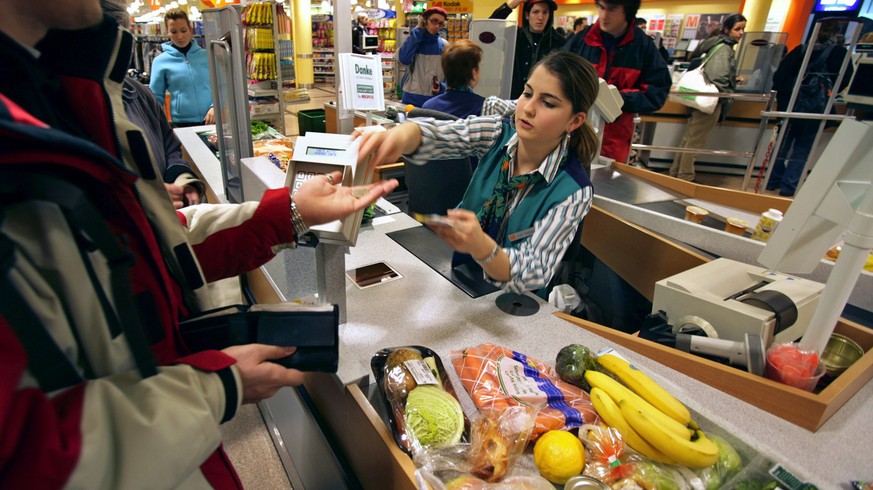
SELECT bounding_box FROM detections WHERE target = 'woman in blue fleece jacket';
[149,8,215,127]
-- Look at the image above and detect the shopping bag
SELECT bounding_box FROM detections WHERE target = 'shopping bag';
[669,43,725,115]
[179,303,339,372]
[670,65,720,114]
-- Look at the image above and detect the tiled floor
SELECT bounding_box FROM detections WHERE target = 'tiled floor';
[283,84,338,138]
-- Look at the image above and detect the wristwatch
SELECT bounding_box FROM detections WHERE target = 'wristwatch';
[289,196,309,238]
[475,242,500,266]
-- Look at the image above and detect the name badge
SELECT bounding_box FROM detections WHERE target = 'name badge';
[508,227,534,242]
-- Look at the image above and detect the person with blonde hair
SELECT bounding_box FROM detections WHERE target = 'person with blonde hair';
[422,39,485,118]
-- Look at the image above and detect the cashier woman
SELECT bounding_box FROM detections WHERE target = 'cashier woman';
[357,51,599,297]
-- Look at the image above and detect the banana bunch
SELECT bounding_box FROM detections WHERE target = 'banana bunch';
[586,354,718,469]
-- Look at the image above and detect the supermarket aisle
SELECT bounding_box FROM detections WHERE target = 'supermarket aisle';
[284,85,337,137]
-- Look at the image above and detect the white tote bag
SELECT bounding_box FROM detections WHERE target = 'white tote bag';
[670,44,725,114]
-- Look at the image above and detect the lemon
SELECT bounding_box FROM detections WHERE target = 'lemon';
[533,430,586,484]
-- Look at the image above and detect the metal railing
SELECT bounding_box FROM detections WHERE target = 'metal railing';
[630,92,777,179]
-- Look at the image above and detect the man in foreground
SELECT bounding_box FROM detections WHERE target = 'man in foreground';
[0,2,397,487]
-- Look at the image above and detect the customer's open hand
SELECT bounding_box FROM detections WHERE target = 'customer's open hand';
[223,344,304,404]
[292,170,398,227]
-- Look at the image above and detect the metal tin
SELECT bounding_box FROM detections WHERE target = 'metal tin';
[564,475,611,490]
[821,333,865,377]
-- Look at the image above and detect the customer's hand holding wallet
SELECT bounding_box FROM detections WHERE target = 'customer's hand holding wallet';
[179,303,339,372]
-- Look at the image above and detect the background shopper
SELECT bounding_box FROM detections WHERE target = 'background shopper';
[767,20,851,196]
[491,0,566,100]
[150,8,216,127]
[561,0,671,164]
[352,13,369,54]
[669,13,746,182]
[357,52,599,297]
[398,6,449,107]
[103,0,204,207]
[422,39,485,118]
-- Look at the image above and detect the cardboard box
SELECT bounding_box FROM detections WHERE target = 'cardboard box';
[556,312,873,432]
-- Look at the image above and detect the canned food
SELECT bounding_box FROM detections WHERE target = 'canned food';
[564,475,611,490]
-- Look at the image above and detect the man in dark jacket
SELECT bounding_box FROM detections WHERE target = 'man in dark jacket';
[562,0,671,163]
[491,0,566,100]
[767,20,851,196]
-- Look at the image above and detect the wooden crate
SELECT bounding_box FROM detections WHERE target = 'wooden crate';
[556,312,873,432]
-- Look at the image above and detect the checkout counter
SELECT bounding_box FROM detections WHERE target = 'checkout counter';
[175,125,872,489]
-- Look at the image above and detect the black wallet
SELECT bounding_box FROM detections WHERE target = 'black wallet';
[179,303,339,372]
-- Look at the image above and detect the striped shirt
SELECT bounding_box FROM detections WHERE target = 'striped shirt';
[405,109,593,293]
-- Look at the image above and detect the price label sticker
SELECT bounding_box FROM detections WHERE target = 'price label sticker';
[404,359,438,386]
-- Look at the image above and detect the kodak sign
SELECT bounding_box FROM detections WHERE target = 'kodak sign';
[430,0,472,14]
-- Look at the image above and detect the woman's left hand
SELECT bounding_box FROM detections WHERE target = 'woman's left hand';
[204,107,216,125]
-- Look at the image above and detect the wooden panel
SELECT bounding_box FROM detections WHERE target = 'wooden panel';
[614,164,794,215]
[641,99,776,129]
[555,312,873,432]
[303,374,418,490]
[581,205,709,301]
[325,104,338,134]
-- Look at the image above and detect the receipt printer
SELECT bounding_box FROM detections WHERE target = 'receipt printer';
[652,258,824,345]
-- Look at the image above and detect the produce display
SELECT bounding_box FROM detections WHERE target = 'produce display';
[373,342,809,489]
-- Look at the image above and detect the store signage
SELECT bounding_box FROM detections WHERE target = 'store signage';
[365,8,397,20]
[814,0,861,11]
[430,0,473,14]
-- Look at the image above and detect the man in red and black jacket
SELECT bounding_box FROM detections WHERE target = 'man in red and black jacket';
[561,0,671,163]
[0,2,396,488]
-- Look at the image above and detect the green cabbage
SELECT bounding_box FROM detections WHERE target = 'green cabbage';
[404,385,464,448]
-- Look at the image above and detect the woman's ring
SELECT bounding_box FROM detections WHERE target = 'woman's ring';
[325,173,335,185]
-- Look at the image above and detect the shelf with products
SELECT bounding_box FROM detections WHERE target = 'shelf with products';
[401,12,470,43]
[312,14,335,84]
[365,17,398,54]
[241,1,288,133]
[380,53,395,97]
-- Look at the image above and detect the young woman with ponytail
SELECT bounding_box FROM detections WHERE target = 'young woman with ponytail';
[356,51,598,297]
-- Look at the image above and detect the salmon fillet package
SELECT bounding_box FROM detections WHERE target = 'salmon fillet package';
[450,343,599,439]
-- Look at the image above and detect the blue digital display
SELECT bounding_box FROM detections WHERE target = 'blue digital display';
[814,0,860,12]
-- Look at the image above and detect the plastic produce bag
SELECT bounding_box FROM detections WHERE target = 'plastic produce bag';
[372,346,467,455]
[450,343,599,440]
[412,406,547,489]
[579,425,693,489]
